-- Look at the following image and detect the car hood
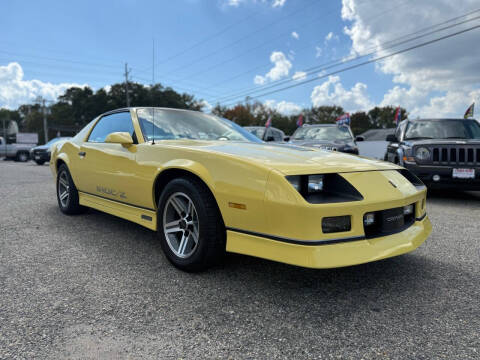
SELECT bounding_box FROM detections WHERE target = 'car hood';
[161,140,399,175]
[404,139,480,146]
[32,145,49,151]
[289,139,355,149]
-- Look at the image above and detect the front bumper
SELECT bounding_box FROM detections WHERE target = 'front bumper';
[226,215,431,268]
[31,151,50,162]
[404,162,480,190]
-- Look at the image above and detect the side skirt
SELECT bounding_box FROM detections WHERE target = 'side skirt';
[79,192,157,231]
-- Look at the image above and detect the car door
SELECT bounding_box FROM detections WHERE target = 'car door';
[75,111,142,206]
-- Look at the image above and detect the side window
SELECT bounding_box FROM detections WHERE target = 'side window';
[88,112,135,143]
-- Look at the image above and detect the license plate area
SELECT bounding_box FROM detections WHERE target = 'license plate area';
[379,207,404,233]
[452,168,475,179]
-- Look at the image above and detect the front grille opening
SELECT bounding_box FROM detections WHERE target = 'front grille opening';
[450,148,457,162]
[467,148,474,162]
[459,148,465,162]
[364,204,416,239]
[441,148,448,162]
[433,148,439,162]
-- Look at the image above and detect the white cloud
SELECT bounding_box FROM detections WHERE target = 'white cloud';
[291,31,299,39]
[341,0,480,117]
[324,32,338,43]
[292,71,307,81]
[0,62,87,109]
[310,75,373,112]
[253,51,292,84]
[272,0,286,7]
[315,46,322,58]
[265,99,301,115]
[200,99,213,112]
[224,0,286,7]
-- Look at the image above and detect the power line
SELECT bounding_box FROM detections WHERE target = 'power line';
[137,0,319,77]
[222,24,480,106]
[213,11,480,104]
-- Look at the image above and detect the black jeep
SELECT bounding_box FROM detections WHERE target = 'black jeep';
[385,118,480,189]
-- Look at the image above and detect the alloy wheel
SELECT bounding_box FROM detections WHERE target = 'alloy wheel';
[58,171,70,207]
[163,192,199,259]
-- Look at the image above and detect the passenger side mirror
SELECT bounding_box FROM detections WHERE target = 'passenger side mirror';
[355,136,365,142]
[386,134,397,142]
[283,136,290,142]
[105,132,133,146]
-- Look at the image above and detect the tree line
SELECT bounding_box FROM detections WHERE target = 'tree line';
[0,82,406,144]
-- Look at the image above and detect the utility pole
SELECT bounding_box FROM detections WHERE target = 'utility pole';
[35,96,51,143]
[124,63,131,107]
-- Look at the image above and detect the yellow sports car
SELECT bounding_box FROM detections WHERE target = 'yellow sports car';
[50,107,431,271]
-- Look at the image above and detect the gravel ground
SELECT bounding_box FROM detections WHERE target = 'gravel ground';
[0,161,479,359]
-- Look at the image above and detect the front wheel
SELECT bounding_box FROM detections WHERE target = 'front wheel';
[157,177,225,272]
[35,160,45,165]
[56,164,87,215]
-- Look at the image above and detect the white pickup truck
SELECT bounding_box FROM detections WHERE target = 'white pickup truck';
[0,136,37,162]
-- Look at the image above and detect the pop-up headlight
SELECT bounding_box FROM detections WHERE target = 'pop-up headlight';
[286,174,363,204]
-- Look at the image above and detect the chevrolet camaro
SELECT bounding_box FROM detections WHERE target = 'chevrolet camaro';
[50,107,432,271]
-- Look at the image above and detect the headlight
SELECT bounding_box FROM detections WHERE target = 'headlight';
[415,147,430,161]
[286,174,363,204]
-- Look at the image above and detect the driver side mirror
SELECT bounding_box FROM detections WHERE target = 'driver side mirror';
[105,132,133,146]
[386,134,397,142]
[355,136,365,142]
[283,136,290,142]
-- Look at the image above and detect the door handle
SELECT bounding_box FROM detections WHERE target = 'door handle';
[78,151,86,157]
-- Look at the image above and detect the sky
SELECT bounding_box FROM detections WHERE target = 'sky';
[1,0,479,118]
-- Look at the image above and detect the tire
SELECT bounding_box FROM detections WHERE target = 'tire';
[157,177,225,272]
[35,160,46,165]
[16,152,29,162]
[56,164,87,215]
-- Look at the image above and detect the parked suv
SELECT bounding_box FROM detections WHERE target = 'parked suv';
[385,118,480,189]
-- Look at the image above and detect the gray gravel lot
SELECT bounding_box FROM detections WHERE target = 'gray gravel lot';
[1,161,479,359]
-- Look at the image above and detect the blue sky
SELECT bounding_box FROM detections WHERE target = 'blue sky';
[1,0,479,117]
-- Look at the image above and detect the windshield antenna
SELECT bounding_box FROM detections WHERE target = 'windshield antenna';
[152,107,155,145]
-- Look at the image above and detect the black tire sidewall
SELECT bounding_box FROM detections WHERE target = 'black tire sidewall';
[157,178,220,271]
[56,164,84,215]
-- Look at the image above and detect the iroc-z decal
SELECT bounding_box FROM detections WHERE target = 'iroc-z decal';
[96,186,127,199]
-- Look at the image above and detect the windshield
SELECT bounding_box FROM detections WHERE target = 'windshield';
[292,126,353,141]
[137,108,261,143]
[404,120,480,140]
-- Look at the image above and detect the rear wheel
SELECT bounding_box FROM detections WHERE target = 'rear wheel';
[157,177,225,272]
[16,152,29,162]
[35,160,45,165]
[56,164,87,215]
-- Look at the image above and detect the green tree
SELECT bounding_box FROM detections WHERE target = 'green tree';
[368,106,407,129]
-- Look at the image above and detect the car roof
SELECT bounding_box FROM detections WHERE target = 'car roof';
[409,118,476,121]
[100,107,200,117]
